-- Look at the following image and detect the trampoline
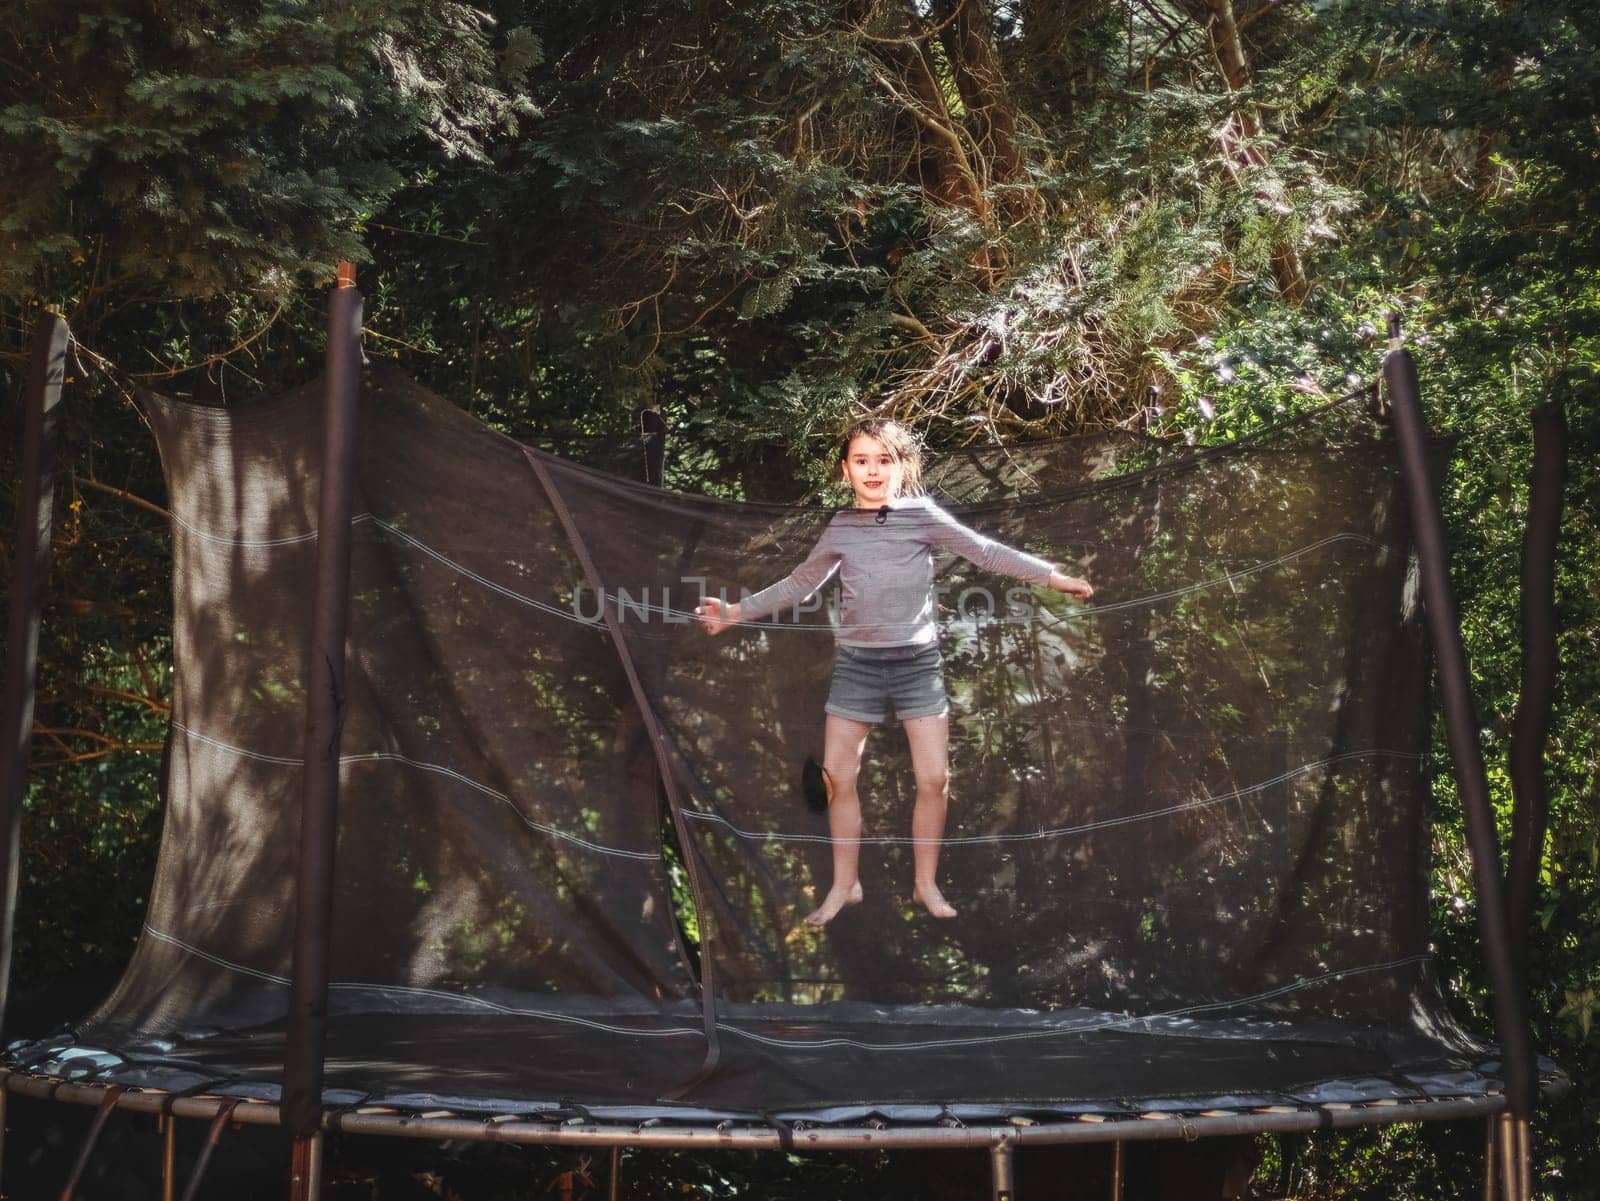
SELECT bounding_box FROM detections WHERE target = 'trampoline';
[0,276,1566,1200]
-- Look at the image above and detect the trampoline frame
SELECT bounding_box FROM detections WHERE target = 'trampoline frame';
[0,1065,1552,1201]
[0,280,1566,1201]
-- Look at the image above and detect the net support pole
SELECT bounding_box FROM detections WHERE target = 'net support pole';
[640,405,666,486]
[283,264,363,1188]
[0,311,69,1036]
[1382,315,1537,1120]
[1506,403,1565,977]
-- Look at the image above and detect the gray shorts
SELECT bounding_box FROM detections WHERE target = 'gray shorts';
[825,642,949,724]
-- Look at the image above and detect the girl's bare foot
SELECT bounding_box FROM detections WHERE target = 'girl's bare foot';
[804,881,864,927]
[914,884,957,919]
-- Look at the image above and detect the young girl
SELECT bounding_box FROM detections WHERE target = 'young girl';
[696,420,1093,926]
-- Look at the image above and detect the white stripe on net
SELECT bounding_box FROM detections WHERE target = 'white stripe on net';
[715,955,1435,1053]
[169,511,603,627]
[139,927,705,1039]
[168,509,1389,635]
[646,531,1394,631]
[166,509,358,549]
[172,723,659,862]
[136,926,1429,1056]
[680,748,1424,847]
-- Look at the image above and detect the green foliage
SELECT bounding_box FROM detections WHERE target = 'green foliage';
[0,0,537,303]
[2,0,1598,1196]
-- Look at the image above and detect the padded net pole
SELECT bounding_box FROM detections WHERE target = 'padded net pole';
[0,311,69,1036]
[1507,403,1566,979]
[283,265,364,1164]
[641,405,666,486]
[1382,316,1538,1119]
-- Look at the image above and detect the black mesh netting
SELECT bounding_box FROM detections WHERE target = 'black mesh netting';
[13,366,1511,1120]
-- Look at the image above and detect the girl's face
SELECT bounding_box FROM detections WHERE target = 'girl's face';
[842,434,903,508]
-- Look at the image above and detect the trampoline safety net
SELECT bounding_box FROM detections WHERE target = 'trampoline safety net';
[17,366,1505,1122]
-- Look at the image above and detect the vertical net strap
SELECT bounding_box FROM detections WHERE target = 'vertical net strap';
[523,448,722,1096]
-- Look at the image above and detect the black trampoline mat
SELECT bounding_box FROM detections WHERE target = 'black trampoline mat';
[17,998,1513,1123]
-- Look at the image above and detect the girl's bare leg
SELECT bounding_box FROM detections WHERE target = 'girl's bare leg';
[904,713,956,918]
[804,714,872,927]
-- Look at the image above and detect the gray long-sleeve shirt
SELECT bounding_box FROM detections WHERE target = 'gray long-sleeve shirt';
[739,496,1056,647]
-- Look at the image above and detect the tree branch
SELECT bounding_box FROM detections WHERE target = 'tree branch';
[75,475,170,521]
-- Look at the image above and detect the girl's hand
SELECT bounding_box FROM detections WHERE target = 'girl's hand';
[695,596,740,635]
[1048,571,1094,601]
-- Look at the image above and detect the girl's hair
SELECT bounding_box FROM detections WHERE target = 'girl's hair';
[839,417,925,497]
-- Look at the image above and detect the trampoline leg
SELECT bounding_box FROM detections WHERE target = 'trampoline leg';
[1483,1117,1497,1201]
[608,1146,621,1201]
[1496,1114,1531,1201]
[59,1085,125,1201]
[0,1086,8,1189]
[1499,1114,1516,1201]
[1109,1141,1124,1201]
[989,1139,1015,1201]
[161,1114,176,1201]
[179,1100,240,1201]
[1519,1117,1534,1201]
[289,1131,325,1201]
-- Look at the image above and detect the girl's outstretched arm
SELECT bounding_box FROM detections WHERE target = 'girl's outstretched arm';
[920,498,1093,598]
[696,526,843,635]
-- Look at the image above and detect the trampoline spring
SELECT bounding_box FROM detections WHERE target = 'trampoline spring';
[58,1083,125,1201]
[758,1114,795,1153]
